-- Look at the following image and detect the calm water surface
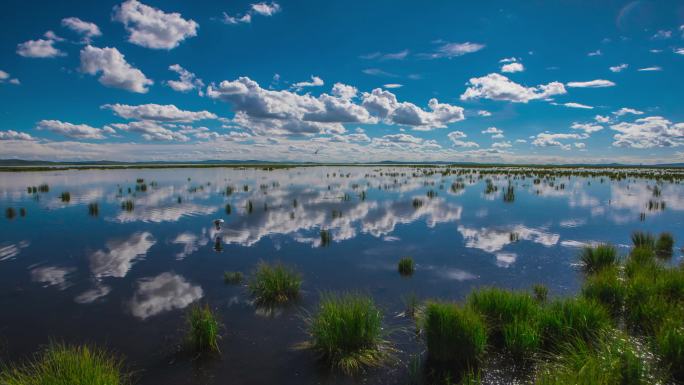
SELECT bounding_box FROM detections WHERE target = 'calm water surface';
[1,166,682,384]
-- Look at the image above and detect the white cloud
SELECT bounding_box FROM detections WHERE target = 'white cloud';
[383,83,403,89]
[223,2,281,24]
[103,103,217,122]
[492,141,512,148]
[90,232,156,278]
[610,116,684,148]
[80,45,153,93]
[675,48,684,56]
[428,42,485,59]
[166,64,204,95]
[587,49,602,56]
[613,108,643,117]
[362,89,465,130]
[113,0,198,49]
[477,110,491,117]
[460,73,566,103]
[61,17,101,42]
[562,102,593,109]
[0,130,34,141]
[331,83,357,99]
[574,142,586,149]
[501,62,524,73]
[481,126,504,136]
[532,132,587,150]
[595,115,611,123]
[447,131,478,148]
[638,66,662,72]
[129,272,203,319]
[652,30,672,39]
[0,70,19,85]
[566,79,615,88]
[36,120,111,139]
[17,35,64,58]
[109,121,189,141]
[499,57,517,63]
[291,75,324,90]
[609,64,628,72]
[571,122,603,133]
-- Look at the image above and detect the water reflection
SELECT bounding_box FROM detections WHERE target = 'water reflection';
[90,232,156,278]
[30,265,75,289]
[129,272,203,320]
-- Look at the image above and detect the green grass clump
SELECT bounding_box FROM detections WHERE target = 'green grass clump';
[60,192,71,203]
[631,231,655,249]
[579,244,618,274]
[540,297,611,349]
[186,304,220,353]
[422,302,487,367]
[223,271,243,284]
[655,318,684,381]
[533,284,549,303]
[248,261,301,304]
[625,246,658,278]
[88,203,99,216]
[397,257,415,276]
[581,266,625,317]
[535,332,661,385]
[306,293,388,374]
[0,343,126,385]
[655,232,674,259]
[467,288,542,358]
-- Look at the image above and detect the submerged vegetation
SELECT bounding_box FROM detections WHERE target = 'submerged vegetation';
[248,261,302,305]
[398,257,415,276]
[223,271,243,284]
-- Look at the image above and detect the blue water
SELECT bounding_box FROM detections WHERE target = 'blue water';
[0,166,682,384]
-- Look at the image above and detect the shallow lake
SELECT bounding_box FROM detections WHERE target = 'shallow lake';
[1,166,682,384]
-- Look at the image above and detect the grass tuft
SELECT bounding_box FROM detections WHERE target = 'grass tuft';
[579,244,618,274]
[248,261,301,305]
[631,231,655,250]
[306,293,389,375]
[539,297,611,349]
[655,232,674,259]
[0,343,127,385]
[223,271,243,284]
[398,257,415,276]
[581,266,625,317]
[533,284,549,303]
[422,302,487,367]
[186,304,220,353]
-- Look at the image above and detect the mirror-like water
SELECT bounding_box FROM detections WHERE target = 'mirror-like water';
[1,166,682,384]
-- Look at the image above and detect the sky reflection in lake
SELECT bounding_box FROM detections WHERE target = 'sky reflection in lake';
[0,166,682,384]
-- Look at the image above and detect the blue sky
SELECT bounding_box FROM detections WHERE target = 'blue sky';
[0,0,683,163]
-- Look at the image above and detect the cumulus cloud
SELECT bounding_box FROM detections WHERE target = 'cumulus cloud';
[595,115,611,123]
[532,132,587,150]
[492,141,512,148]
[103,103,217,122]
[166,64,204,95]
[36,120,112,139]
[566,79,615,88]
[331,83,358,99]
[113,0,198,49]
[223,2,281,24]
[609,64,628,72]
[361,88,464,130]
[571,122,603,134]
[291,75,324,90]
[460,73,566,103]
[61,17,102,42]
[109,121,189,141]
[613,108,643,116]
[17,33,65,58]
[610,116,684,148]
[447,131,479,148]
[501,62,524,73]
[0,130,34,141]
[0,70,20,85]
[80,45,153,93]
[481,127,504,137]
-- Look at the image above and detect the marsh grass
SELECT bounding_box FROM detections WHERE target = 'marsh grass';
[422,302,487,367]
[631,231,655,249]
[248,261,301,305]
[225,203,231,215]
[186,304,220,353]
[88,203,99,216]
[121,200,134,212]
[6,207,16,219]
[655,232,674,259]
[532,284,548,303]
[398,257,415,276]
[535,331,662,385]
[0,343,127,385]
[60,192,71,203]
[305,293,389,375]
[655,318,684,381]
[579,244,618,274]
[539,297,611,349]
[581,266,625,317]
[223,271,243,284]
[320,229,332,246]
